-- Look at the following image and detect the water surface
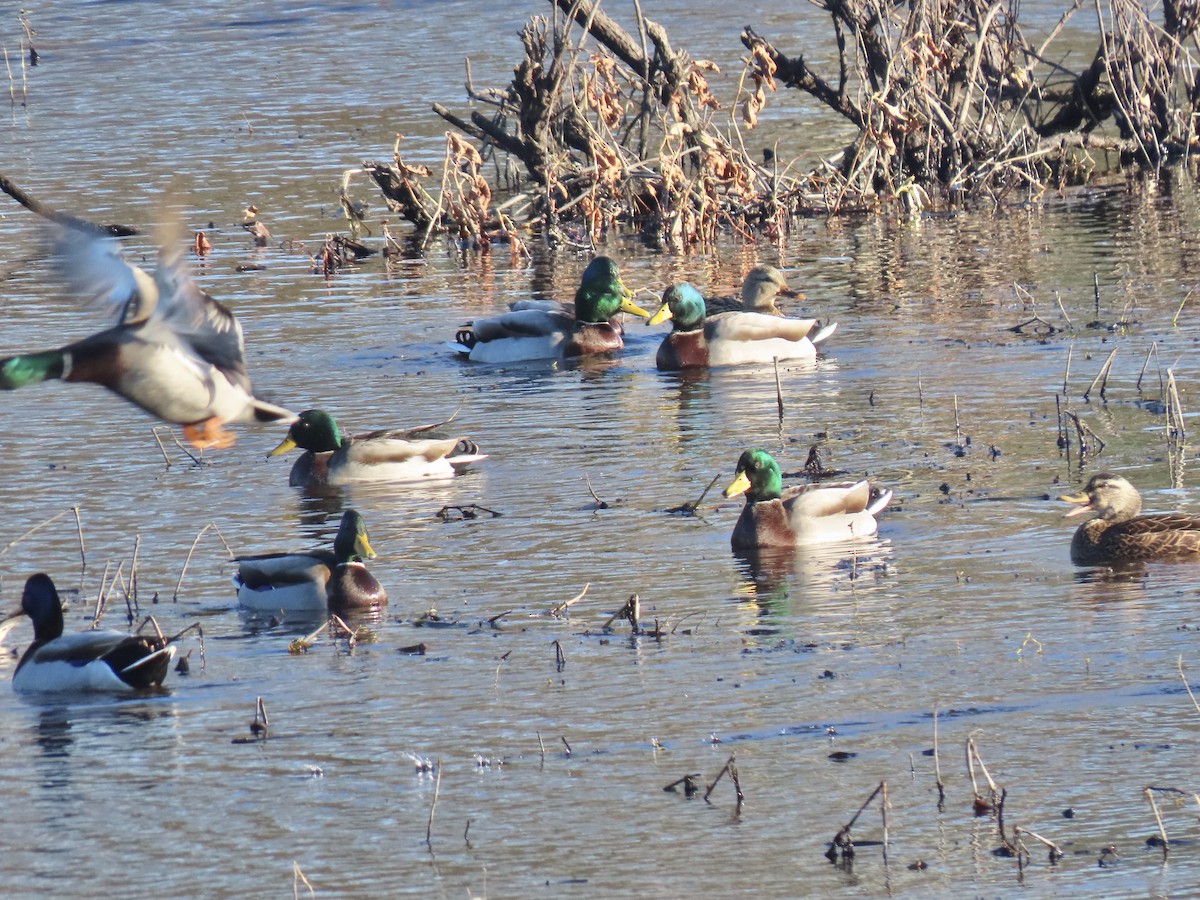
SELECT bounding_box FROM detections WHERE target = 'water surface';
[2,3,1200,897]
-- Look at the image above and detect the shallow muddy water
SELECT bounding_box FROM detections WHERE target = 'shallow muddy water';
[3,2,1200,898]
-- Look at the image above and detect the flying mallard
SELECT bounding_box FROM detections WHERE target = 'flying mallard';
[1059,473,1200,565]
[648,283,837,370]
[268,409,487,487]
[451,257,651,363]
[0,226,295,449]
[723,449,891,548]
[9,574,175,692]
[234,509,387,612]
[704,265,805,316]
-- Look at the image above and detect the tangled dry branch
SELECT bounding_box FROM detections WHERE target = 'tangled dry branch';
[356,0,1200,252]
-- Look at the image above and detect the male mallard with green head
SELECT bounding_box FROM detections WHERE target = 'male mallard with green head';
[0,226,295,449]
[269,409,486,487]
[452,257,650,363]
[234,509,387,612]
[1059,473,1200,565]
[648,283,836,370]
[723,448,891,549]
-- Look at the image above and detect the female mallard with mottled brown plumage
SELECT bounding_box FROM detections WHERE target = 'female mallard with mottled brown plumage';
[723,449,892,548]
[705,265,804,316]
[1059,473,1200,565]
[234,510,387,612]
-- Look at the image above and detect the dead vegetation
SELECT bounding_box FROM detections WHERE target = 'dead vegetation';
[353,0,1200,252]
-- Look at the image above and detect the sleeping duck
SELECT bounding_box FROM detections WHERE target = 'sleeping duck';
[648,283,836,370]
[234,509,387,612]
[0,225,295,449]
[704,265,804,316]
[10,573,175,692]
[268,409,486,487]
[452,257,651,363]
[1059,473,1200,565]
[723,449,891,549]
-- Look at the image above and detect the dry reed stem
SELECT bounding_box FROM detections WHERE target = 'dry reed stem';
[0,508,72,558]
[173,522,235,602]
[1177,656,1200,716]
[1083,348,1117,401]
[426,757,443,845]
[932,704,945,807]
[292,861,315,899]
[1144,787,1169,857]
[1014,825,1064,864]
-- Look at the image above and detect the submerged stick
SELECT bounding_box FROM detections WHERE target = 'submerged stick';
[174,522,235,602]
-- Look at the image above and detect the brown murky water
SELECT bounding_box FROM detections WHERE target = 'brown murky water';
[2,3,1200,897]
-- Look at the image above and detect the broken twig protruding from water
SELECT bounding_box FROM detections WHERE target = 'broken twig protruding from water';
[666,473,721,515]
[703,753,743,809]
[549,582,589,618]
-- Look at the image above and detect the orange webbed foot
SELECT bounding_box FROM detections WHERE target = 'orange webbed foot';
[182,418,236,450]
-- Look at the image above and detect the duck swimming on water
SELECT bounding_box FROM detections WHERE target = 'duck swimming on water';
[1059,473,1200,565]
[10,574,175,693]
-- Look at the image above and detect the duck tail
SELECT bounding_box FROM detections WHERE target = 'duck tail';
[0,350,67,389]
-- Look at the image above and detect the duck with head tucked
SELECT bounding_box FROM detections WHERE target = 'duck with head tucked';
[723,449,891,549]
[0,225,295,449]
[234,509,387,612]
[452,257,651,363]
[269,409,486,487]
[1059,473,1200,565]
[648,283,836,371]
[704,265,804,316]
[9,573,175,693]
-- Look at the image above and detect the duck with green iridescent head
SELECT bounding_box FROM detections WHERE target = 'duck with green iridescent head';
[269,409,486,488]
[234,510,387,612]
[0,226,295,449]
[648,283,836,371]
[452,257,651,363]
[723,449,891,549]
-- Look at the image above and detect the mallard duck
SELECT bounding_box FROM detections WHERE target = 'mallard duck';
[452,257,651,363]
[723,449,892,548]
[704,265,804,316]
[648,283,837,370]
[0,226,295,449]
[268,409,487,487]
[1059,473,1200,565]
[10,574,175,692]
[234,509,387,612]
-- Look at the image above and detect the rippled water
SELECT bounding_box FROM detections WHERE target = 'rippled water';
[3,3,1200,897]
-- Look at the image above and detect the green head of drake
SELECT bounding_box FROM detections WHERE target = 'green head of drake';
[648,283,706,331]
[574,257,650,323]
[334,509,376,563]
[723,448,783,503]
[268,409,344,456]
[0,351,66,389]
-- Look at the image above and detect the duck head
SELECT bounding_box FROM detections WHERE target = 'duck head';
[574,257,650,323]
